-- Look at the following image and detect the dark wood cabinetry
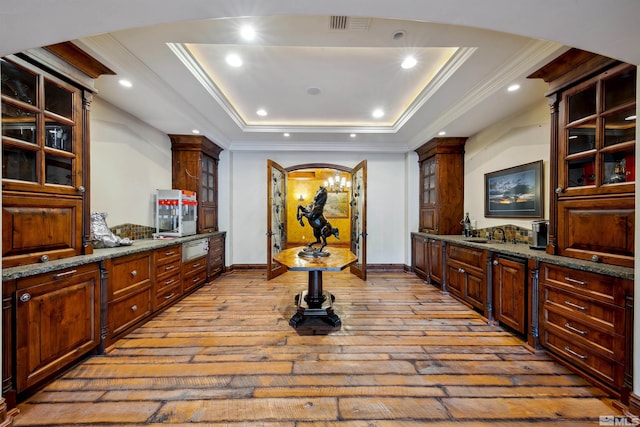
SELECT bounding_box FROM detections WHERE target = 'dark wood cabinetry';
[538,262,633,401]
[415,137,466,234]
[492,254,527,335]
[183,255,207,293]
[14,263,100,394]
[208,233,226,280]
[1,44,113,268]
[411,233,444,286]
[169,134,223,233]
[445,243,488,315]
[153,244,182,310]
[104,252,152,347]
[529,49,635,268]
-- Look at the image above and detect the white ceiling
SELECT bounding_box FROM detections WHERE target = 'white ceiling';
[2,1,639,153]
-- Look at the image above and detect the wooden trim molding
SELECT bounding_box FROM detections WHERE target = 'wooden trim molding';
[629,392,640,417]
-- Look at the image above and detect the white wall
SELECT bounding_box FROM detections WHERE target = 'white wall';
[91,97,173,227]
[463,100,551,231]
[227,151,407,266]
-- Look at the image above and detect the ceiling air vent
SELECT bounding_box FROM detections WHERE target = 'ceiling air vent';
[330,15,349,30]
[329,16,371,31]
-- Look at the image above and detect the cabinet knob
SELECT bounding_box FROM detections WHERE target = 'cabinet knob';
[591,255,600,262]
[77,186,86,193]
[131,305,138,312]
[493,260,499,266]
[19,293,31,302]
[555,187,565,194]
[131,270,137,277]
[458,268,465,274]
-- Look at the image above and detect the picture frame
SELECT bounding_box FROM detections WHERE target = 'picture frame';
[324,191,349,218]
[484,160,543,218]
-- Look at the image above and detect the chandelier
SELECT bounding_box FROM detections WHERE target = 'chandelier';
[324,171,351,193]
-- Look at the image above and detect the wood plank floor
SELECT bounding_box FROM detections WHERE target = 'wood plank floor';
[13,270,623,426]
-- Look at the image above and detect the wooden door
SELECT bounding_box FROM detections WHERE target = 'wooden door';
[349,160,367,280]
[267,160,288,280]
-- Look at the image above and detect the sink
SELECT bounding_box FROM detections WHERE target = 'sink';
[464,238,490,243]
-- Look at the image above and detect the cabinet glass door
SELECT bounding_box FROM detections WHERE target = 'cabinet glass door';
[562,65,635,192]
[2,58,80,193]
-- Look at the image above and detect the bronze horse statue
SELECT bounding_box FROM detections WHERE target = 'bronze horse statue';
[297,186,339,254]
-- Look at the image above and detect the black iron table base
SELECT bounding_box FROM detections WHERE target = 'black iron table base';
[289,270,341,328]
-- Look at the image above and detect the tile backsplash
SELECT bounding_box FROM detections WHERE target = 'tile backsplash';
[110,223,155,240]
[471,224,532,245]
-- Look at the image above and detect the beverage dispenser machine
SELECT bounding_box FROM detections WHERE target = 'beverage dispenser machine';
[155,189,197,237]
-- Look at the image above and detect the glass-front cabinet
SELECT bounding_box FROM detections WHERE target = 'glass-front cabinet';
[561,64,636,194]
[2,57,81,193]
[530,49,635,268]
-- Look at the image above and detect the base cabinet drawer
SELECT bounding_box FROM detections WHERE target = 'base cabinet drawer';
[109,286,152,337]
[183,255,207,293]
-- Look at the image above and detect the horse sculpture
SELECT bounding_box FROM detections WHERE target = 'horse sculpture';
[296,186,339,256]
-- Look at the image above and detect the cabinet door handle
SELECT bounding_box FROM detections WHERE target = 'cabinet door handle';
[53,269,77,279]
[564,322,587,336]
[19,293,31,302]
[164,293,175,300]
[564,346,587,360]
[564,300,587,311]
[564,276,586,286]
[131,270,138,277]
[165,279,176,286]
[164,265,175,271]
[131,305,138,312]
[458,268,465,274]
[192,263,201,268]
[164,251,176,256]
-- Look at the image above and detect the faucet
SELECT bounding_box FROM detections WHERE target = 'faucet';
[492,227,507,243]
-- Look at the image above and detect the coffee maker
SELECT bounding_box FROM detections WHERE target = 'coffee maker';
[530,220,548,250]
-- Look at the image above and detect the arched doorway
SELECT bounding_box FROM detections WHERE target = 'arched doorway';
[266,160,367,280]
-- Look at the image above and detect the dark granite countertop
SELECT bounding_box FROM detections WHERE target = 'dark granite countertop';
[412,232,634,280]
[2,231,226,281]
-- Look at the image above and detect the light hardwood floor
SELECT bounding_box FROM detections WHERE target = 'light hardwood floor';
[13,270,623,426]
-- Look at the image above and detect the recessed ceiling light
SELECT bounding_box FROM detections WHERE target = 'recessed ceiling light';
[283,133,290,137]
[226,53,243,67]
[350,133,356,138]
[118,79,132,88]
[401,56,417,69]
[191,129,200,134]
[307,87,321,95]
[256,109,267,116]
[507,84,520,92]
[438,131,446,136]
[372,108,384,118]
[240,25,256,41]
[392,30,406,40]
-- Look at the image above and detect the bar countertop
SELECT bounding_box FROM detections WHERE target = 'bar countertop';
[412,232,634,280]
[2,231,225,281]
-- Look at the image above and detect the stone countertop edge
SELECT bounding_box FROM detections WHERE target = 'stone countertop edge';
[2,231,226,281]
[412,232,634,280]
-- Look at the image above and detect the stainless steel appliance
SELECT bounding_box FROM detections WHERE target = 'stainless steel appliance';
[530,220,548,250]
[182,238,209,261]
[155,189,197,237]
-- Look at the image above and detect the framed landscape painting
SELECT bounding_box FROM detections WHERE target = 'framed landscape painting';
[484,160,543,218]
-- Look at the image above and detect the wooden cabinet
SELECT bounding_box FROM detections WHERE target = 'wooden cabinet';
[1,44,114,267]
[411,233,428,280]
[529,49,635,268]
[183,255,207,294]
[208,233,226,280]
[538,262,633,401]
[153,244,182,310]
[14,263,100,393]
[492,254,527,336]
[169,134,223,234]
[415,137,466,234]
[445,243,487,315]
[427,238,444,285]
[105,252,152,346]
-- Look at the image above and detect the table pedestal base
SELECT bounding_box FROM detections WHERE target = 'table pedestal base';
[289,290,341,328]
[289,270,341,328]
